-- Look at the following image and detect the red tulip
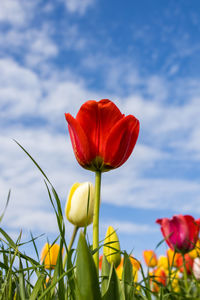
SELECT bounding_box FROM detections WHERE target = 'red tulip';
[176,253,194,275]
[156,215,200,253]
[65,99,139,172]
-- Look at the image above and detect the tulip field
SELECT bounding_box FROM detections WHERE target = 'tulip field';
[1,99,200,299]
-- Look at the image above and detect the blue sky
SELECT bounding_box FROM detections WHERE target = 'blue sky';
[1,0,200,263]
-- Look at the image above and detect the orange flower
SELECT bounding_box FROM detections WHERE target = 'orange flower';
[99,255,103,270]
[166,248,181,268]
[41,243,62,270]
[143,250,157,268]
[116,255,140,282]
[176,253,194,275]
[130,256,140,271]
[152,268,167,292]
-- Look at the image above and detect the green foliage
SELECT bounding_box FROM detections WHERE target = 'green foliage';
[76,231,101,300]
[1,142,200,299]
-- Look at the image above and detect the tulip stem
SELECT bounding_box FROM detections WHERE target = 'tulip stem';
[93,170,102,273]
[63,225,79,269]
[182,253,189,294]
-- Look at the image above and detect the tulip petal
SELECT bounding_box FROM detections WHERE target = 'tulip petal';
[104,115,139,168]
[184,215,200,249]
[76,99,123,157]
[156,218,179,250]
[170,216,190,250]
[65,113,91,167]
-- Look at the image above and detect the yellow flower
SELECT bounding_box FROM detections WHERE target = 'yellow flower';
[171,271,180,293]
[41,243,61,270]
[103,226,121,268]
[189,240,200,259]
[152,268,167,292]
[157,255,168,270]
[65,182,94,227]
[116,255,139,282]
[143,250,157,268]
[166,248,181,268]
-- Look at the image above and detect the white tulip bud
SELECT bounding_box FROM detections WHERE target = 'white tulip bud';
[65,182,95,227]
[193,257,200,280]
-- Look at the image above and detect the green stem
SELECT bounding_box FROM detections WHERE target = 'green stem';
[93,170,102,273]
[182,253,189,294]
[63,225,79,268]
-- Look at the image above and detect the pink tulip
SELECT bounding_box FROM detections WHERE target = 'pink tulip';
[156,215,200,253]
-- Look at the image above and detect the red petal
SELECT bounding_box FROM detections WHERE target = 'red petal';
[76,99,123,157]
[156,218,175,249]
[170,215,189,251]
[184,215,199,249]
[103,115,139,168]
[65,113,91,167]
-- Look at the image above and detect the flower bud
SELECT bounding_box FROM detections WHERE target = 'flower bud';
[157,255,168,270]
[152,268,167,292]
[116,255,140,281]
[188,240,200,259]
[65,182,94,227]
[166,248,181,267]
[41,243,61,270]
[143,250,157,268]
[193,257,200,280]
[103,226,121,268]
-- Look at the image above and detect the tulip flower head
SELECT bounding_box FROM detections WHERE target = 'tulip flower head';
[176,253,194,275]
[65,99,139,172]
[103,226,121,268]
[116,256,140,282]
[41,243,61,270]
[65,182,94,227]
[143,250,157,268]
[151,268,167,293]
[157,255,168,270]
[166,248,181,268]
[156,215,200,254]
[189,239,200,259]
[193,257,200,280]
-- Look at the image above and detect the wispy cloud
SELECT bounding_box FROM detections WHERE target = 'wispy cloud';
[64,0,95,15]
[0,0,38,27]
[101,220,158,235]
[1,0,200,254]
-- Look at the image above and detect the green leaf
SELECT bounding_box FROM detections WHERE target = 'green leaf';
[76,231,101,300]
[19,258,26,300]
[0,190,10,223]
[50,240,65,300]
[101,255,111,295]
[122,253,134,299]
[57,240,65,300]
[102,264,125,300]
[66,249,76,300]
[29,275,45,300]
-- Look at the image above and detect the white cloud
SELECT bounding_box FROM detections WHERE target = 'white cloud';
[0,0,26,26]
[0,0,37,27]
[0,58,41,118]
[102,175,200,213]
[101,220,157,235]
[64,0,95,15]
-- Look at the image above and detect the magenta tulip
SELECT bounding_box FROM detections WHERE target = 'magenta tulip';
[156,215,200,253]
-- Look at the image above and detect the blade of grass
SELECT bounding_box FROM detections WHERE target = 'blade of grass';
[0,190,11,223]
